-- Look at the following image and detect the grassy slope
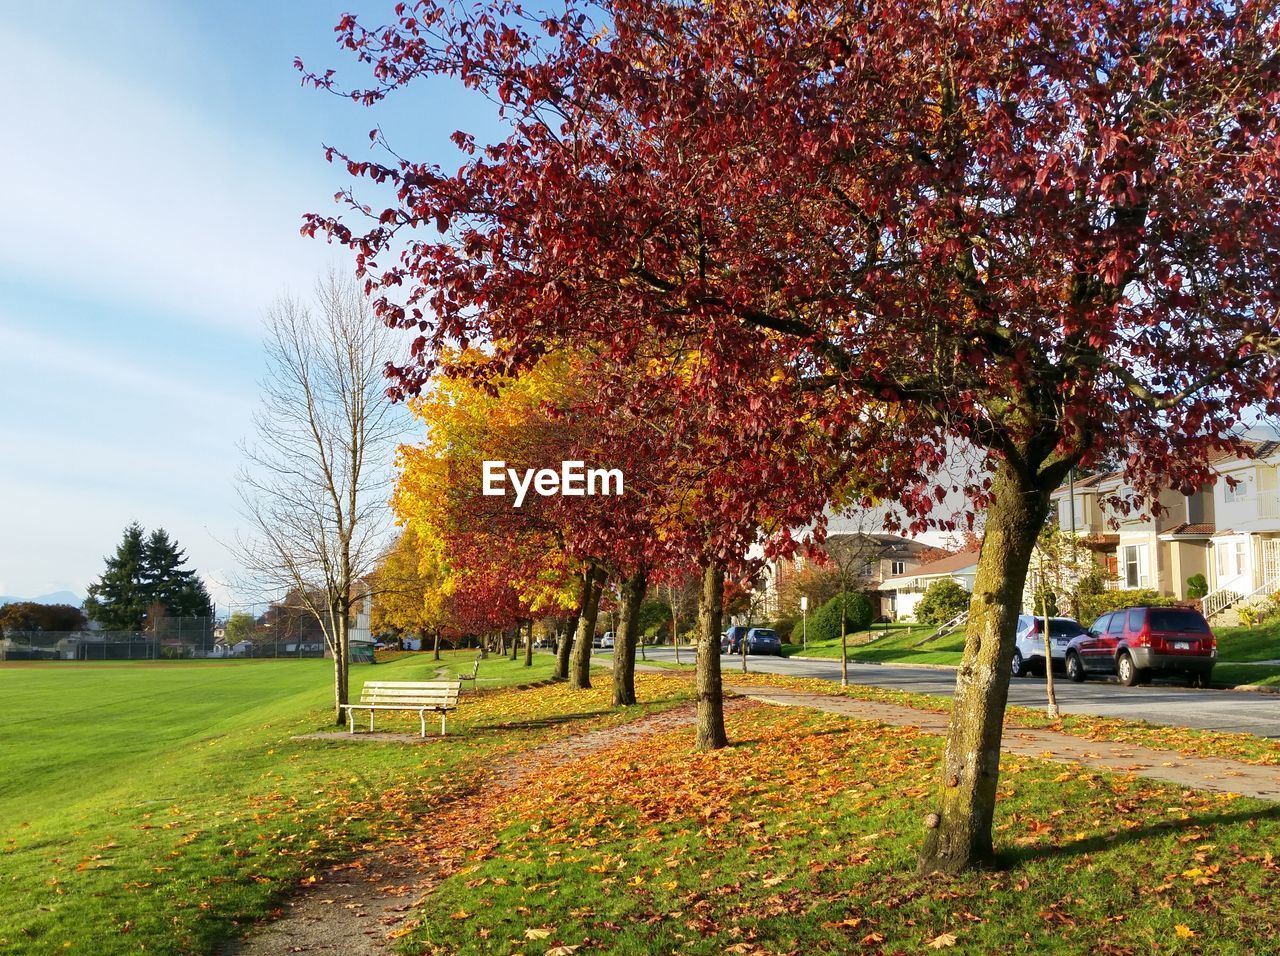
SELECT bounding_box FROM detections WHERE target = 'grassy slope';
[783,623,963,664]
[0,653,682,954]
[785,622,1280,686]
[409,703,1280,954]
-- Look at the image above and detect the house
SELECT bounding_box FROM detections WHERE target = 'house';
[1200,440,1280,614]
[880,550,981,621]
[1047,440,1280,619]
[1049,469,1215,601]
[762,533,942,619]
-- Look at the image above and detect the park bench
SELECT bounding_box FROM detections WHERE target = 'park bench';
[457,656,482,685]
[342,680,462,738]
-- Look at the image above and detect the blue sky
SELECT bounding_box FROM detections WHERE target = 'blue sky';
[0,1,502,611]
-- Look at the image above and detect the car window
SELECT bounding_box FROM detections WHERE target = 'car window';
[1126,608,1145,632]
[1148,609,1211,633]
[1047,620,1085,638]
[1106,614,1125,636]
[1090,613,1110,635]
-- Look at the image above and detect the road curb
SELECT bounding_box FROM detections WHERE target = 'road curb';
[784,655,959,672]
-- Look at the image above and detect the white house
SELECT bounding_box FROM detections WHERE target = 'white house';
[880,550,980,621]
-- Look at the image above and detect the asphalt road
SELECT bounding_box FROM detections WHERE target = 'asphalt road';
[629,646,1280,738]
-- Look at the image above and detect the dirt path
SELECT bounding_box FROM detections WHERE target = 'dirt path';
[222,700,729,955]
[732,683,1280,801]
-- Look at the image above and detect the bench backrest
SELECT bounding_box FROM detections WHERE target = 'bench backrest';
[357,680,462,708]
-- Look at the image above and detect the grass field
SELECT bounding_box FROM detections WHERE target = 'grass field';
[0,652,675,955]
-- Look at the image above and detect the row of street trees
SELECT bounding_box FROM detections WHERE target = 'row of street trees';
[297,0,1280,874]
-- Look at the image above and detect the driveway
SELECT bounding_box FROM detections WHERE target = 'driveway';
[629,647,1280,738]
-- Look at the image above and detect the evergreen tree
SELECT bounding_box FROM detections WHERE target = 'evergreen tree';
[85,524,214,631]
[84,523,149,630]
[143,529,213,619]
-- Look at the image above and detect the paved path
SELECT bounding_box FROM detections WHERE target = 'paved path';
[730,683,1280,801]
[630,647,1280,738]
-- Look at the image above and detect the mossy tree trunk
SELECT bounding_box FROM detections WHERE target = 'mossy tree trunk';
[695,561,729,751]
[613,568,647,705]
[918,458,1051,874]
[571,564,604,690]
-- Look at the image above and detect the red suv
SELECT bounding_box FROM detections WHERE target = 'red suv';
[1064,606,1216,687]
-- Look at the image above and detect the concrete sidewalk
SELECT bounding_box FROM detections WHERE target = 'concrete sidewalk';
[729,683,1280,802]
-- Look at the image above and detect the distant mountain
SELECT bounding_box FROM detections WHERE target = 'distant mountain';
[0,591,83,607]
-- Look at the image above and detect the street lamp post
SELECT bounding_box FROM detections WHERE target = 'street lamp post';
[800,595,808,651]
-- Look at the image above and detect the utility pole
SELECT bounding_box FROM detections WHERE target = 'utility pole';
[800,595,808,651]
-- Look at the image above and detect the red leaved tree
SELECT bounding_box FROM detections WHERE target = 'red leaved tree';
[303,0,1280,872]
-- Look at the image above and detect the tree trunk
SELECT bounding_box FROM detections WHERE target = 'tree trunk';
[525,619,534,667]
[919,461,1050,874]
[571,565,604,690]
[840,595,848,687]
[1042,587,1060,720]
[511,625,520,661]
[695,561,729,751]
[556,608,579,680]
[331,606,351,726]
[613,568,647,706]
[433,629,441,661]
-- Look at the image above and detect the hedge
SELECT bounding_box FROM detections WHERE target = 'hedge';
[809,592,873,642]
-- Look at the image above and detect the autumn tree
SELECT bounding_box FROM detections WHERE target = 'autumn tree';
[370,526,450,657]
[305,0,1280,869]
[236,270,401,724]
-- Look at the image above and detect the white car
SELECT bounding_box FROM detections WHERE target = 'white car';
[1012,614,1087,678]
[598,631,615,649]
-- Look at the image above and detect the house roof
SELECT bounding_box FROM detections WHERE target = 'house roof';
[881,549,981,586]
[1049,470,1123,498]
[1159,522,1215,539]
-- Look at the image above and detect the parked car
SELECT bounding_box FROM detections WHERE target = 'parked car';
[743,627,783,656]
[722,626,751,654]
[600,631,615,649]
[1011,614,1087,678]
[1064,606,1216,687]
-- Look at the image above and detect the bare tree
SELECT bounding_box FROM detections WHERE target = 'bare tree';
[235,270,402,724]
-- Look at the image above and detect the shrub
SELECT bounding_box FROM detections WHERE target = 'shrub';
[1076,588,1174,625]
[1238,606,1259,628]
[809,592,873,642]
[1031,583,1058,617]
[915,579,971,625]
[1186,574,1209,600]
[770,616,798,644]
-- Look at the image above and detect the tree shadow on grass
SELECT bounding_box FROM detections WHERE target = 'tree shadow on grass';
[1001,803,1280,869]
[463,711,614,734]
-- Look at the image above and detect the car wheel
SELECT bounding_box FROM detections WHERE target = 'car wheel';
[1065,652,1086,683]
[1011,649,1026,678]
[1117,652,1138,687]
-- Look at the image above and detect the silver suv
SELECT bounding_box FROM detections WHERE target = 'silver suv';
[1012,614,1087,678]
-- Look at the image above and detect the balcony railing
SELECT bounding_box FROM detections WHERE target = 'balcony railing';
[1259,490,1280,521]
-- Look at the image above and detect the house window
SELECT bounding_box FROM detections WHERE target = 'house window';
[1224,478,1253,503]
[1216,540,1247,578]
[1121,544,1148,588]
[891,560,906,575]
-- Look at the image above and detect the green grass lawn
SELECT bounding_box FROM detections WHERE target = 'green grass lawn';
[1213,622,1280,661]
[0,652,681,955]
[408,703,1280,954]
